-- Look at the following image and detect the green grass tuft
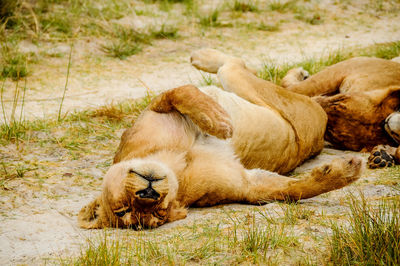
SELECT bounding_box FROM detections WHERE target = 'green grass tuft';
[41,13,73,37]
[199,9,220,27]
[198,71,218,86]
[232,0,259,13]
[268,0,297,13]
[295,13,324,25]
[256,22,280,32]
[1,43,29,80]
[259,41,400,85]
[362,41,400,60]
[329,196,400,265]
[73,234,126,265]
[66,211,301,265]
[101,25,151,59]
[150,24,179,39]
[259,49,348,85]
[102,41,142,60]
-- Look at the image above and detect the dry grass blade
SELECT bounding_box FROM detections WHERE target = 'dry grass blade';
[57,43,73,121]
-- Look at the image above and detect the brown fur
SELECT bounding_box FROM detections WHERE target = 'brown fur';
[79,50,363,229]
[284,57,400,151]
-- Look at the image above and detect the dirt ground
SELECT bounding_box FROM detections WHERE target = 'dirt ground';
[1,0,400,264]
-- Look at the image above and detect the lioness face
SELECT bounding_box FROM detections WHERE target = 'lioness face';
[79,159,179,229]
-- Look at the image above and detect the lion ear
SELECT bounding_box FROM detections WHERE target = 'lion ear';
[78,196,104,229]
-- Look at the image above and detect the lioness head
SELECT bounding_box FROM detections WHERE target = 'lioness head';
[78,158,182,229]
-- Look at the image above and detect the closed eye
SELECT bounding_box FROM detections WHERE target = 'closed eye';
[114,207,132,217]
[128,169,165,181]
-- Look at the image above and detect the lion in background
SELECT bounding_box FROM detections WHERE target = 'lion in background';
[78,49,362,229]
[282,56,400,168]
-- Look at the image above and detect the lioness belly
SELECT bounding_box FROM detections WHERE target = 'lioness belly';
[200,86,298,173]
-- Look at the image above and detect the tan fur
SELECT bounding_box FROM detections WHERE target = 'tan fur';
[79,50,363,229]
[284,57,400,151]
[281,67,309,88]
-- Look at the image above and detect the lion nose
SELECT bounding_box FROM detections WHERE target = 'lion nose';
[136,186,160,200]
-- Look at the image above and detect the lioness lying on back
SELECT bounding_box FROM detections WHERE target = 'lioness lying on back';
[78,50,362,229]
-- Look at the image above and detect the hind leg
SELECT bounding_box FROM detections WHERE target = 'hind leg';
[149,84,233,139]
[243,156,362,203]
[191,48,279,105]
[190,48,257,74]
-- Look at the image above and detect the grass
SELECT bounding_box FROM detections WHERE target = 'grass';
[64,210,302,265]
[101,25,151,59]
[0,42,29,80]
[199,9,220,27]
[329,195,400,265]
[57,43,72,121]
[295,12,324,25]
[268,0,298,13]
[102,40,142,60]
[259,41,400,85]
[363,41,400,59]
[0,84,154,145]
[101,24,179,59]
[198,71,218,86]
[375,165,400,188]
[150,24,179,39]
[232,0,259,13]
[255,22,280,32]
[0,162,37,189]
[0,77,28,142]
[40,11,73,38]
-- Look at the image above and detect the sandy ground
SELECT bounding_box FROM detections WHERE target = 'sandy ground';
[1,0,400,264]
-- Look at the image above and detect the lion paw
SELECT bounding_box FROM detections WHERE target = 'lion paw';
[304,156,362,198]
[368,145,396,168]
[198,111,233,139]
[281,67,310,88]
[190,48,233,73]
[312,156,362,188]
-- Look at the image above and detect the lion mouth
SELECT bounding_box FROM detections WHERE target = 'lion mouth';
[135,186,160,200]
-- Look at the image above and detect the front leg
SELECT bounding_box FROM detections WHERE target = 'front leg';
[244,156,362,203]
[149,85,233,139]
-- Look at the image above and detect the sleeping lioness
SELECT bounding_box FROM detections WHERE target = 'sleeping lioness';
[282,56,400,168]
[78,49,362,229]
